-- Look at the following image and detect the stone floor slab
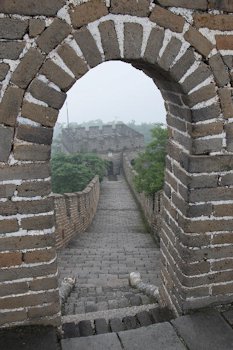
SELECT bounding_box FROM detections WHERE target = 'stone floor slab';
[172,310,233,350]
[118,322,186,350]
[61,332,122,350]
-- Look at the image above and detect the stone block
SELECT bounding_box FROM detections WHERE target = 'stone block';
[78,320,93,336]
[17,181,51,197]
[0,125,14,162]
[208,0,233,12]
[136,311,153,326]
[0,18,28,39]
[0,41,25,59]
[0,0,66,16]
[184,27,214,57]
[22,101,58,127]
[29,19,46,37]
[0,252,22,268]
[181,62,212,93]
[184,83,216,108]
[209,53,229,87]
[40,59,75,92]
[0,86,24,127]
[11,48,44,89]
[74,28,102,68]
[216,35,233,50]
[99,21,121,60]
[0,63,9,81]
[150,5,185,33]
[124,23,143,60]
[14,143,51,161]
[94,318,109,334]
[17,124,53,145]
[194,14,233,31]
[109,318,125,332]
[144,27,165,65]
[29,79,66,109]
[21,215,54,230]
[159,37,183,71]
[157,0,207,9]
[123,316,138,330]
[70,0,108,29]
[37,18,71,54]
[57,43,88,79]
[0,219,19,233]
[170,48,196,81]
[191,103,221,122]
[62,333,122,350]
[0,163,50,181]
[110,0,150,17]
[218,88,233,118]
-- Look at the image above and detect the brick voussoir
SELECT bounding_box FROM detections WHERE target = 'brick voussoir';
[70,0,108,29]
[150,5,185,33]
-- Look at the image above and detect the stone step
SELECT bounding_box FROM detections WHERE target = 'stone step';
[62,304,174,339]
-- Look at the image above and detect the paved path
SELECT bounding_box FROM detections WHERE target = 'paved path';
[57,176,161,315]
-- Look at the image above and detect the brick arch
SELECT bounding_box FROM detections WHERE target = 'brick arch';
[0,0,233,328]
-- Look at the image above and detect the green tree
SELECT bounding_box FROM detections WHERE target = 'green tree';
[51,153,108,194]
[133,124,168,196]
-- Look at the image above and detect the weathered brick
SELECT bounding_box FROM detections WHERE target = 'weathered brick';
[0,184,16,198]
[214,203,233,217]
[181,63,212,93]
[150,5,185,33]
[21,101,58,127]
[194,14,233,31]
[168,104,192,122]
[212,283,233,296]
[0,125,14,162]
[29,19,46,38]
[70,0,108,29]
[212,233,233,245]
[0,310,27,327]
[190,187,233,202]
[218,88,233,118]
[0,18,28,39]
[158,0,207,9]
[170,48,196,82]
[57,43,88,79]
[185,154,233,173]
[184,84,216,108]
[208,0,233,12]
[110,0,150,17]
[0,233,55,252]
[184,27,214,57]
[0,252,22,267]
[209,53,229,87]
[0,63,9,81]
[0,200,17,216]
[28,302,60,319]
[40,59,75,92]
[99,21,121,60]
[21,215,54,230]
[29,276,58,291]
[17,124,53,145]
[14,143,51,161]
[0,41,25,59]
[212,259,233,272]
[221,173,233,186]
[193,138,222,155]
[159,37,183,71]
[37,18,71,54]
[0,281,28,297]
[216,35,233,50]
[191,121,223,138]
[28,79,66,110]
[124,23,143,60]
[189,174,218,189]
[0,163,50,181]
[144,27,164,65]
[17,181,51,198]
[23,248,56,264]
[0,86,24,127]
[191,103,221,122]
[16,198,54,215]
[223,55,233,69]
[164,92,183,107]
[0,0,66,16]
[11,48,44,89]
[0,219,19,234]
[74,28,102,68]
[225,123,233,152]
[188,203,213,218]
[167,114,187,134]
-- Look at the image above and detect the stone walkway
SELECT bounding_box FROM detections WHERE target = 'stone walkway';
[57,176,161,315]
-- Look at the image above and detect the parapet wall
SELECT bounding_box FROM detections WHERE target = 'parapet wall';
[53,176,100,249]
[123,154,162,242]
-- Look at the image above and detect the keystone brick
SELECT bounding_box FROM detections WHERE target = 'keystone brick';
[37,18,71,54]
[0,163,50,181]
[184,27,214,57]
[0,0,66,16]
[0,125,14,162]
[191,121,223,138]
[14,144,51,161]
[150,5,185,33]
[40,59,75,92]
[194,14,233,31]
[209,53,229,87]
[29,19,46,38]
[144,27,165,65]
[99,21,121,60]
[0,219,19,234]
[0,18,28,39]
[191,103,221,122]
[23,249,56,264]
[0,233,55,252]
[22,101,58,127]
[0,63,9,81]
[208,0,233,12]
[74,28,102,68]
[21,215,54,231]
[218,88,233,118]
[11,48,44,89]
[0,41,25,59]
[216,35,233,50]
[70,0,108,29]
[157,0,207,9]
[28,79,66,110]
[0,252,22,267]
[17,181,51,198]
[184,84,216,108]
[181,63,212,93]
[17,124,53,145]
[110,0,150,17]
[57,43,88,79]
[124,23,143,60]
[159,37,183,71]
[170,48,196,81]
[0,86,24,127]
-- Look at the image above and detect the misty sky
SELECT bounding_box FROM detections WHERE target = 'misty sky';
[58,61,167,126]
